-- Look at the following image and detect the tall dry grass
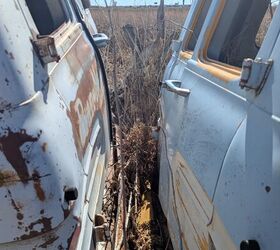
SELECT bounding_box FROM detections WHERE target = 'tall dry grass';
[91,6,188,127]
[92,6,188,249]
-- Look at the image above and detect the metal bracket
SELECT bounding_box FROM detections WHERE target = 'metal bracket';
[33,36,60,64]
[239,58,273,96]
[93,214,110,249]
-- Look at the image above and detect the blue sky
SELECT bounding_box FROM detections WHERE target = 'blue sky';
[91,0,191,6]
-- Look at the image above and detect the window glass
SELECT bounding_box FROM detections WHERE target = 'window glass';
[207,0,271,68]
[26,0,69,35]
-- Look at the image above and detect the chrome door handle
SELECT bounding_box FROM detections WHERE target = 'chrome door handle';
[162,80,190,97]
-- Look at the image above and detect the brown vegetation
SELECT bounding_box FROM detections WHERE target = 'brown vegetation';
[91,6,188,250]
[91,7,187,126]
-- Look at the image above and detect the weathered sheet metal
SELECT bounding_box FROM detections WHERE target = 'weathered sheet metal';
[0,0,110,248]
[160,1,280,249]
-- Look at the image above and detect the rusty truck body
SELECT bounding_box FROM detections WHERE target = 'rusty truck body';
[0,0,111,249]
[160,0,280,249]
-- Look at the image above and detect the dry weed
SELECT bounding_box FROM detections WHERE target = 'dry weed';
[92,6,188,249]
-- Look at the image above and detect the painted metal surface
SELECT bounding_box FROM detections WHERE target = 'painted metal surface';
[160,0,280,249]
[0,0,110,249]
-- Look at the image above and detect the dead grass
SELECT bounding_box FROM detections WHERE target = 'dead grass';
[256,6,275,47]
[92,6,187,249]
[91,7,187,127]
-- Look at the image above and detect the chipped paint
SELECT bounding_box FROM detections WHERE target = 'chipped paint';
[32,170,46,201]
[16,216,53,241]
[67,218,81,250]
[0,129,40,183]
[67,66,105,161]
[7,189,24,223]
[38,235,59,248]
[0,170,19,187]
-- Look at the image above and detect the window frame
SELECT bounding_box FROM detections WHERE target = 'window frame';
[197,0,272,82]
[180,0,212,61]
[197,0,242,82]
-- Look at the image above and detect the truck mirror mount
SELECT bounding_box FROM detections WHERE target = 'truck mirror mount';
[92,33,110,49]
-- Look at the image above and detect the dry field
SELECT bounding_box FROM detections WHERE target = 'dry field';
[91,7,187,30]
[90,6,188,250]
[91,7,188,127]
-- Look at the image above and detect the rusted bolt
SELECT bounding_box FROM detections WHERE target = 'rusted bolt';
[240,240,260,250]
[64,187,78,202]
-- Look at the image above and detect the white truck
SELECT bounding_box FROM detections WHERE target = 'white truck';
[160,0,280,249]
[0,0,111,249]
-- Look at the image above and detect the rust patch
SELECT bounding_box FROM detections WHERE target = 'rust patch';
[0,101,12,114]
[41,142,47,152]
[61,205,71,220]
[68,217,81,250]
[38,235,59,248]
[0,170,20,187]
[16,216,53,241]
[32,170,46,201]
[197,235,208,250]
[0,129,40,183]
[7,189,24,222]
[17,213,24,220]
[67,67,104,161]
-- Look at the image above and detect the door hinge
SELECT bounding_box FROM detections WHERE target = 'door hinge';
[93,214,110,249]
[33,36,60,64]
[239,58,273,96]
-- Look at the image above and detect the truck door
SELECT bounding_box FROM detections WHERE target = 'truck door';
[23,1,111,248]
[160,0,270,249]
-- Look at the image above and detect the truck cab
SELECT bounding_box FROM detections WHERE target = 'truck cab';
[159,0,280,249]
[0,0,111,249]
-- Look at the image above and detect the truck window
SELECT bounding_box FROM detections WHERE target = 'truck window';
[206,0,271,68]
[26,0,69,35]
